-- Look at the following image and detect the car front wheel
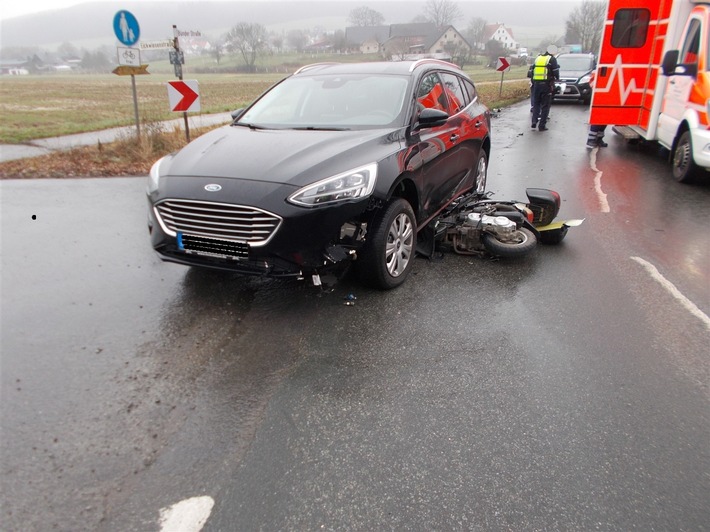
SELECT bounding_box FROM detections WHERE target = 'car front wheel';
[358,198,416,289]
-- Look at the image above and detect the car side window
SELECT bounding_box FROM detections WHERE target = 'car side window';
[417,73,449,113]
[460,78,477,104]
[440,73,466,114]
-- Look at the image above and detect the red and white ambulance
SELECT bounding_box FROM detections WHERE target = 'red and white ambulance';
[590,0,710,182]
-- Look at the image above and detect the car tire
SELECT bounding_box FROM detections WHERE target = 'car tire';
[474,151,488,195]
[358,198,416,289]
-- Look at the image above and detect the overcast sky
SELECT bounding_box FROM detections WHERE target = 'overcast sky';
[0,0,571,23]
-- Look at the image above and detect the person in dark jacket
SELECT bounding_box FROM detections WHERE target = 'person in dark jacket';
[586,124,608,148]
[530,44,560,131]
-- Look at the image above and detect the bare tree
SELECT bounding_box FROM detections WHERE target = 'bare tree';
[287,29,308,53]
[485,39,506,67]
[227,22,269,71]
[443,40,471,67]
[57,41,79,59]
[386,39,411,61]
[465,17,487,59]
[423,0,463,28]
[209,37,226,65]
[538,35,561,53]
[270,33,284,54]
[328,30,349,53]
[565,0,606,54]
[348,6,385,26]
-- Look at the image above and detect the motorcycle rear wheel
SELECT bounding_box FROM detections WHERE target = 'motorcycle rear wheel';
[481,227,537,258]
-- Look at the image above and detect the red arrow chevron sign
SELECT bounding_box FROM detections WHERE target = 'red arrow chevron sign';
[496,57,511,72]
[167,80,200,112]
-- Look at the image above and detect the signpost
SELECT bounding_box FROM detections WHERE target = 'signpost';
[172,25,191,141]
[496,56,512,97]
[112,10,143,137]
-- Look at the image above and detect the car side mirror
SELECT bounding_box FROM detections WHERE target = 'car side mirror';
[231,108,245,122]
[661,50,692,76]
[415,108,449,130]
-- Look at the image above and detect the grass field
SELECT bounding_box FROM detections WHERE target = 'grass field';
[0,62,531,178]
[0,63,531,144]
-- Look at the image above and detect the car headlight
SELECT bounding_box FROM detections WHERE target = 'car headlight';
[288,163,378,207]
[148,156,166,193]
[579,74,592,84]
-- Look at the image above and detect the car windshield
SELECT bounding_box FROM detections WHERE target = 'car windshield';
[557,56,594,71]
[237,73,410,129]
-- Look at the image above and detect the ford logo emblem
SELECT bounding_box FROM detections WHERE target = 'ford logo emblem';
[204,184,222,192]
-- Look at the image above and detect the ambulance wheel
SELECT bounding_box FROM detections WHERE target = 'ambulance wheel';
[672,131,699,183]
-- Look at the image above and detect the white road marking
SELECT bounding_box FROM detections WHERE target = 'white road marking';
[159,496,215,532]
[631,256,710,330]
[588,148,610,213]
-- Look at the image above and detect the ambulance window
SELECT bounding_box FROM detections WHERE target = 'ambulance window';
[611,8,650,48]
[680,19,701,64]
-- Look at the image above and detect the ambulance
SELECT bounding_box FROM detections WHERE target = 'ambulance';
[590,0,710,182]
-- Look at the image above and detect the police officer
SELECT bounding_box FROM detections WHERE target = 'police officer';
[531,44,560,131]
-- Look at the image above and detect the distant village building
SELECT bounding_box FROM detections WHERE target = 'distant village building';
[480,23,519,51]
[0,59,30,75]
[345,22,472,61]
[344,25,390,54]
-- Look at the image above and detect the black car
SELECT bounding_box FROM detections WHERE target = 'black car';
[147,60,491,289]
[553,53,596,104]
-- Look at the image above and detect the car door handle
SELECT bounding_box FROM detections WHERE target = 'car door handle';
[475,121,483,128]
[450,134,460,143]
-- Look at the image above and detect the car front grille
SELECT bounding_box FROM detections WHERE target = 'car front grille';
[154,199,282,247]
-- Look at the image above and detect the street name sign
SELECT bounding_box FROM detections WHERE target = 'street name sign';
[140,39,174,51]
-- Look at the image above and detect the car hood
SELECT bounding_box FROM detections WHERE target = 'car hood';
[162,125,399,187]
[558,69,592,79]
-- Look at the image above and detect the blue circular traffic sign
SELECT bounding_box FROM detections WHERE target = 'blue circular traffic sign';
[113,10,140,46]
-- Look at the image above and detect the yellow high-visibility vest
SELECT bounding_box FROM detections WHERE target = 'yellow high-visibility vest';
[532,55,551,81]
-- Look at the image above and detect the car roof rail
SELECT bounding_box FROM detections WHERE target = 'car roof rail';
[408,58,460,72]
[294,62,342,75]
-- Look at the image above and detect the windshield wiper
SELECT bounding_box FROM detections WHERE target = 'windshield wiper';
[232,122,269,130]
[291,126,350,131]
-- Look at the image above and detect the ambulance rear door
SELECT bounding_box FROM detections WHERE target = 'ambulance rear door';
[590,0,674,133]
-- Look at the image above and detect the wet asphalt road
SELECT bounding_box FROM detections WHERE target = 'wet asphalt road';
[1,101,709,531]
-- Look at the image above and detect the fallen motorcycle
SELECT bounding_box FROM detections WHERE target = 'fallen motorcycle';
[420,188,584,258]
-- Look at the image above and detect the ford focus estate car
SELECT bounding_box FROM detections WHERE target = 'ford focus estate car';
[147,60,491,289]
[553,53,596,104]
